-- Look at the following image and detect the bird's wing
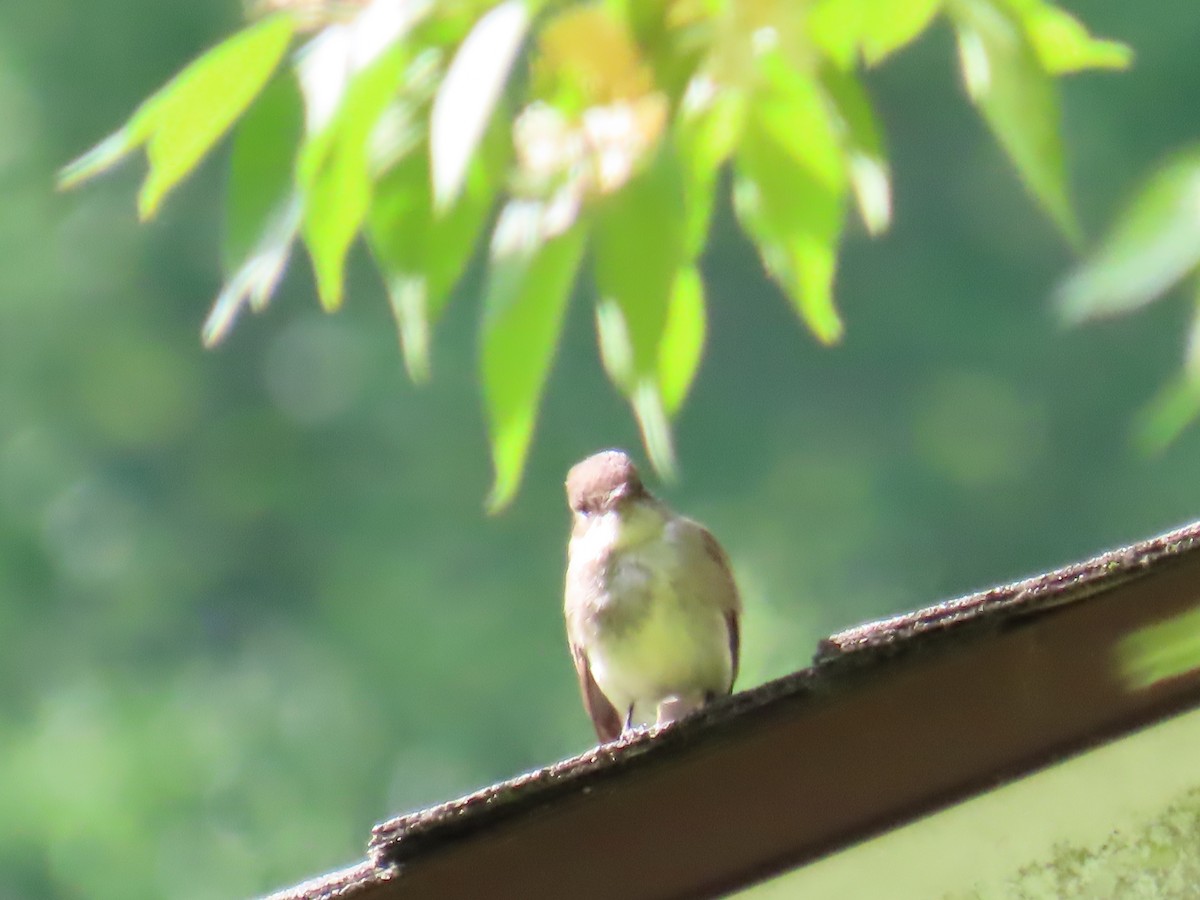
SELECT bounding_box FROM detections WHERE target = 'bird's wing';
[724,607,741,691]
[571,642,623,743]
[692,522,742,691]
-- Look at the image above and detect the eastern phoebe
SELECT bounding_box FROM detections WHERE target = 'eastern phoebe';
[564,449,741,742]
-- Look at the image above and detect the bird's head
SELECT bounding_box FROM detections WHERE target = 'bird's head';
[565,449,648,520]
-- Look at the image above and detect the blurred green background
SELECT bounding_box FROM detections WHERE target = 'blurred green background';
[4,2,1200,897]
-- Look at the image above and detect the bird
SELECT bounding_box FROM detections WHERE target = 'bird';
[563,449,741,742]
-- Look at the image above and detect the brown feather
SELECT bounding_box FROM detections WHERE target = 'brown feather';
[696,524,741,692]
[571,643,623,742]
[726,610,741,691]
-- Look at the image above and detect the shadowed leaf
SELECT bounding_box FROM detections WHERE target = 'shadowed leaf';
[953,0,1080,244]
[203,70,305,347]
[1134,377,1200,456]
[1058,150,1200,324]
[483,204,586,511]
[223,73,304,274]
[820,64,891,235]
[368,134,501,381]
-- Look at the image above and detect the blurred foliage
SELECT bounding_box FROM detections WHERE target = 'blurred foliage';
[60,0,1129,507]
[8,0,1200,898]
[1059,149,1200,450]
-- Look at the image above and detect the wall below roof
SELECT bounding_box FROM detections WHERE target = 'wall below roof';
[739,704,1200,898]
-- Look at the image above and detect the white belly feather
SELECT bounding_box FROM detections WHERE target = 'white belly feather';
[572,511,732,725]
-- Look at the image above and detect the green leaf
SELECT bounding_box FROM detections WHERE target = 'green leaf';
[60,13,297,215]
[1005,1,1132,74]
[952,0,1080,243]
[1117,602,1200,690]
[1129,276,1200,456]
[820,64,892,235]
[367,135,500,382]
[203,197,303,348]
[734,122,846,345]
[299,45,408,311]
[203,73,306,347]
[1134,377,1200,456]
[431,0,528,211]
[658,266,706,416]
[808,0,942,68]
[807,0,865,70]
[1057,150,1200,324]
[58,130,139,191]
[1186,280,1200,383]
[593,152,687,387]
[294,0,433,134]
[482,204,586,511]
[754,50,845,192]
[860,0,942,65]
[223,73,304,274]
[593,151,689,476]
[677,84,746,258]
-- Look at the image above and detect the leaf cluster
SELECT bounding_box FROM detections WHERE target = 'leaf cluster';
[60,0,1129,507]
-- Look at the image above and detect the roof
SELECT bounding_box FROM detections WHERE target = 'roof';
[265,520,1200,900]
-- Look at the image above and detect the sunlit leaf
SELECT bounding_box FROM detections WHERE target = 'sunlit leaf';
[135,13,297,219]
[658,266,706,415]
[632,381,676,483]
[534,4,653,109]
[299,45,408,311]
[1010,2,1132,74]
[295,0,432,134]
[820,64,892,235]
[953,0,1080,243]
[593,151,688,476]
[482,204,586,511]
[861,0,942,65]
[809,0,942,68]
[677,82,746,258]
[60,13,297,218]
[1058,150,1200,324]
[203,196,304,347]
[367,134,501,381]
[734,122,846,345]
[806,0,945,68]
[57,130,139,192]
[755,50,845,192]
[807,0,864,70]
[431,0,528,211]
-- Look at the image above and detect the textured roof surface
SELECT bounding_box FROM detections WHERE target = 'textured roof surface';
[266,520,1200,900]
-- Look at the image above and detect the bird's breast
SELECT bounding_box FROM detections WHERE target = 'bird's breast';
[573,537,730,710]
